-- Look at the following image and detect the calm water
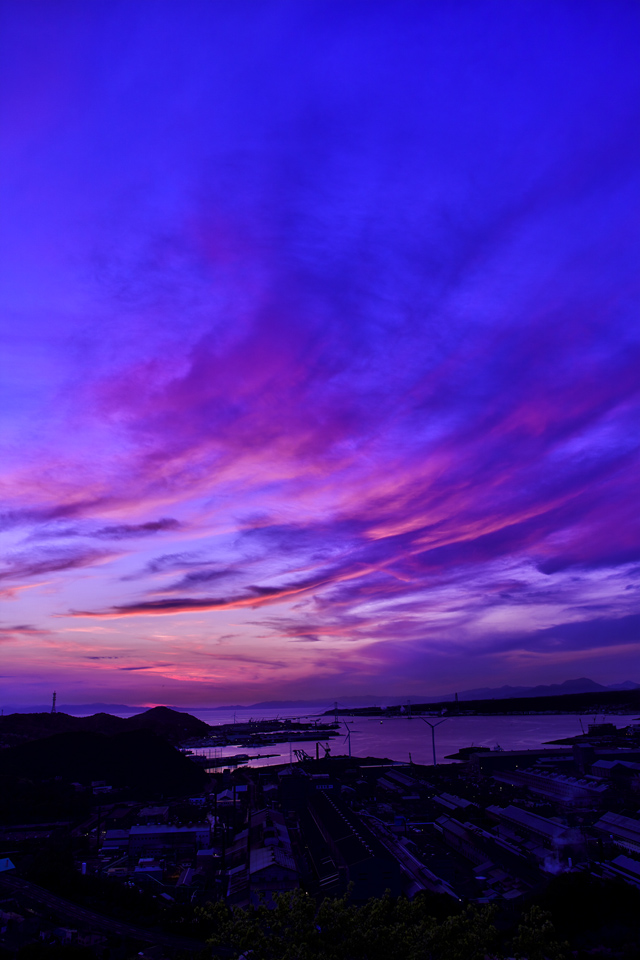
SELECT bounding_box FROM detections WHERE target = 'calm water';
[184,710,634,769]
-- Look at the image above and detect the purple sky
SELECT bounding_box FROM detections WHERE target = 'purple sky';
[1,1,639,707]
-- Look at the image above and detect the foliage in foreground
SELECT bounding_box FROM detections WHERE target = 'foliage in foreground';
[201,889,569,960]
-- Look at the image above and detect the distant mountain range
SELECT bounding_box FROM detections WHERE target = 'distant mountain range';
[206,697,434,710]
[4,678,639,715]
[202,679,640,709]
[455,677,640,700]
[1,703,144,715]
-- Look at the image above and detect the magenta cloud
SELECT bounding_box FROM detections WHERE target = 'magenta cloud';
[0,1,639,704]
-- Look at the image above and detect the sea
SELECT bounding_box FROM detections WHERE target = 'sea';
[186,711,633,769]
[32,703,637,770]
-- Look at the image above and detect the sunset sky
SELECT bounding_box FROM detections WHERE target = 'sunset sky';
[1,1,639,707]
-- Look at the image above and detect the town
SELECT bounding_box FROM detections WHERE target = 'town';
[2,705,640,957]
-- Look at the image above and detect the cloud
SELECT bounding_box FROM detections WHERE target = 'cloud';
[494,613,640,657]
[1,1,639,695]
[154,566,238,592]
[25,517,180,543]
[93,518,180,540]
[119,664,173,671]
[141,552,206,574]
[0,503,101,533]
[0,623,52,643]
[0,547,116,583]
[70,574,331,618]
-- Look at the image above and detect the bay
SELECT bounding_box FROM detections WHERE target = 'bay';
[185,709,633,770]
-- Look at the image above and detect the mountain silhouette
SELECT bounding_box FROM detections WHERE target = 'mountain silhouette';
[457,677,640,700]
[0,705,210,749]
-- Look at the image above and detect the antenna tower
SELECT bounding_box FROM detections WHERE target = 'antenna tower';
[51,691,57,714]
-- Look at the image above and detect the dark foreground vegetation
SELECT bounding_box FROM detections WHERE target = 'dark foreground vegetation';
[9,832,640,960]
[202,890,566,960]
[200,877,640,960]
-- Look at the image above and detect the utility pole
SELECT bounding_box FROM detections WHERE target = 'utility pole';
[246,807,252,906]
[95,804,101,855]
[420,718,446,766]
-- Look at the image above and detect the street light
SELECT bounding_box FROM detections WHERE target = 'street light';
[420,717,447,765]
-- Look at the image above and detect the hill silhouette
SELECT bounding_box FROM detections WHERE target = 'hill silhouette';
[123,705,211,739]
[0,705,210,749]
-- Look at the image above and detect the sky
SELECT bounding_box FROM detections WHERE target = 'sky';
[1,1,639,708]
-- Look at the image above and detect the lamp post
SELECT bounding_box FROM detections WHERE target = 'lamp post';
[420,718,447,766]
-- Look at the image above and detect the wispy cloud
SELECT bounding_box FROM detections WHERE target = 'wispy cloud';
[93,518,180,540]
[1,1,638,699]
[0,547,117,583]
[0,623,52,643]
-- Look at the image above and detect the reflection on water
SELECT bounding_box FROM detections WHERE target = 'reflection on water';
[190,711,631,770]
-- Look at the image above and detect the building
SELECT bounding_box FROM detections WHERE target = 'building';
[587,723,618,736]
[128,823,210,857]
[137,805,170,823]
[599,854,640,889]
[470,749,573,776]
[592,812,640,855]
[306,792,401,899]
[433,814,537,898]
[226,809,299,907]
[436,816,488,867]
[133,859,164,882]
[381,769,420,790]
[101,829,130,852]
[434,793,478,813]
[492,768,609,806]
[589,759,640,783]
[486,805,572,848]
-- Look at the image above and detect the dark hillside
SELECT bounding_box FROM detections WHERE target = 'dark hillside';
[0,712,93,746]
[123,705,211,740]
[0,705,210,748]
[0,773,91,823]
[67,711,127,736]
[0,728,208,796]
